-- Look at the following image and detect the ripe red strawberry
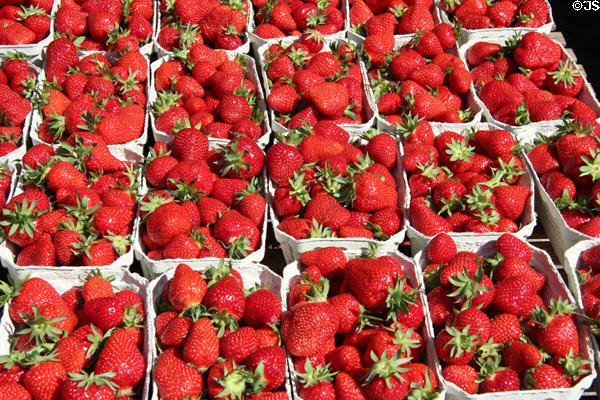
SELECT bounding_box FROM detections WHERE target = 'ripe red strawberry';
[266,142,304,186]
[299,247,347,279]
[426,233,457,264]
[353,172,398,212]
[532,300,579,358]
[304,193,351,230]
[363,352,410,400]
[525,364,570,389]
[514,32,561,69]
[213,209,261,257]
[183,317,219,369]
[496,233,532,262]
[409,198,451,236]
[245,345,287,391]
[168,263,207,312]
[281,296,338,356]
[23,361,67,400]
[155,348,203,399]
[309,82,350,119]
[335,371,368,399]
[492,185,529,221]
[442,364,478,394]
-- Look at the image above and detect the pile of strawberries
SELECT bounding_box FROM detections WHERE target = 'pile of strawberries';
[54,0,153,52]
[0,0,52,46]
[349,0,436,39]
[252,0,344,39]
[574,243,600,337]
[268,127,402,240]
[154,263,287,399]
[33,38,147,146]
[0,273,147,398]
[151,52,265,141]
[440,0,551,30]
[283,247,441,399]
[1,141,138,267]
[424,233,591,393]
[264,39,371,129]
[364,25,478,125]
[156,0,248,53]
[467,32,599,126]
[526,119,600,238]
[404,124,531,235]
[0,53,35,158]
[141,135,266,260]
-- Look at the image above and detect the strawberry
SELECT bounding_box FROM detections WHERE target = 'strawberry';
[281,287,338,356]
[213,209,261,257]
[23,361,67,400]
[425,233,457,264]
[492,185,529,221]
[525,364,570,389]
[243,289,282,328]
[335,371,368,399]
[94,329,145,392]
[61,371,117,400]
[183,317,220,369]
[155,348,203,399]
[353,172,398,212]
[514,32,561,69]
[442,364,478,394]
[409,198,451,236]
[363,352,410,400]
[245,345,287,391]
[532,299,579,358]
[168,263,208,312]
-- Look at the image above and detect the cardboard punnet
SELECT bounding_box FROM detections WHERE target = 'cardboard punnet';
[414,239,597,400]
[268,137,406,264]
[281,249,446,400]
[147,262,293,400]
[148,54,271,149]
[0,268,152,399]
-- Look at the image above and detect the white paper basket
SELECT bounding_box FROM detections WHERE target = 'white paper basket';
[147,262,293,400]
[383,121,537,255]
[281,249,446,400]
[458,36,600,143]
[256,36,377,138]
[148,54,271,149]
[0,151,143,280]
[29,50,150,157]
[0,268,152,400]
[134,166,269,279]
[269,138,406,264]
[153,4,253,58]
[438,1,554,45]
[414,238,597,400]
